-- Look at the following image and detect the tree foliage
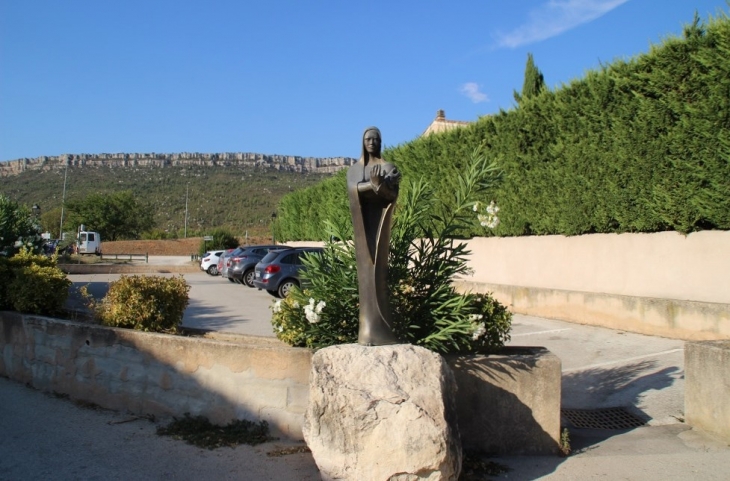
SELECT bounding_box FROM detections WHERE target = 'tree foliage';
[66,191,155,241]
[0,194,42,256]
[514,52,546,103]
[198,227,239,255]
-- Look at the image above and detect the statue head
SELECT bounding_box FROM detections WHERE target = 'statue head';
[361,127,382,162]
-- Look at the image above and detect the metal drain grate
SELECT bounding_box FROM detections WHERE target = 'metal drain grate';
[561,407,647,430]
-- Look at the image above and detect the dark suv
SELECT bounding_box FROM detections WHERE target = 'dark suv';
[226,245,290,287]
[252,247,324,298]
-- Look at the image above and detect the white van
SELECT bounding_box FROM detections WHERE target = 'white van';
[77,230,102,255]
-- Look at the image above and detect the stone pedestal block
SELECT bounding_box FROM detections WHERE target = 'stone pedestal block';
[685,340,730,442]
[303,344,461,481]
[446,347,562,454]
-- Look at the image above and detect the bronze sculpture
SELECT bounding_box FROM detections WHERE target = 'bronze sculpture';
[347,127,401,345]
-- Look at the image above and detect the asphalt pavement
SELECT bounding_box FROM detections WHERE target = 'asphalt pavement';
[2,260,729,480]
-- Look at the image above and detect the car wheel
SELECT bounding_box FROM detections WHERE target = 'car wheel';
[243,269,255,288]
[278,279,299,298]
[267,290,279,298]
[207,265,218,276]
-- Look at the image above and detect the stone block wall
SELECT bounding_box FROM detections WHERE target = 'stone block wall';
[446,347,561,455]
[685,340,730,442]
[0,312,311,438]
[0,312,560,454]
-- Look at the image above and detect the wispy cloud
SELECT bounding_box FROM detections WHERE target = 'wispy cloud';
[460,82,489,103]
[494,0,630,49]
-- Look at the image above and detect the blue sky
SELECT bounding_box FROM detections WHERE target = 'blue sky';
[1,1,727,162]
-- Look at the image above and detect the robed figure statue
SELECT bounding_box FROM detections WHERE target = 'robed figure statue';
[347,127,401,346]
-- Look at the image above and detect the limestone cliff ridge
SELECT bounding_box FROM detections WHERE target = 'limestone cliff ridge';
[0,152,355,177]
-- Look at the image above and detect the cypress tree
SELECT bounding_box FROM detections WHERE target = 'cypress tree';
[514,53,546,103]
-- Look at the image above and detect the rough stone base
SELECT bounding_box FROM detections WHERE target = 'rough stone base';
[303,344,461,481]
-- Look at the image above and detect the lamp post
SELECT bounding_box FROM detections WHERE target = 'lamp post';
[59,161,68,240]
[184,183,189,239]
[271,212,277,244]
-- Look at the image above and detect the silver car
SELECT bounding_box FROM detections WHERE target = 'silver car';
[252,247,324,298]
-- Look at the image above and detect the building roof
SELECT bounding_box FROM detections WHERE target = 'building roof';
[421,110,471,137]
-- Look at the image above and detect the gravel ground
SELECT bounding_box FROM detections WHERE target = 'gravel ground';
[0,376,321,481]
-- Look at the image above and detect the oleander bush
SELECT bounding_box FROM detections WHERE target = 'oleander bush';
[92,275,190,333]
[271,148,513,354]
[4,248,71,315]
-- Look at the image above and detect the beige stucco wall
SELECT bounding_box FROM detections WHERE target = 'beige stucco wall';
[461,231,730,304]
[456,231,730,339]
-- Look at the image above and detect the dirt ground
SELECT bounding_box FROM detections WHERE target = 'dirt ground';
[102,236,273,256]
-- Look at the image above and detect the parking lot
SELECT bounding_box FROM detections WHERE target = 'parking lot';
[67,270,279,337]
[19,266,730,479]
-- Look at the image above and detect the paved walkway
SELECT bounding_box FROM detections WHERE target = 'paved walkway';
[3,267,730,479]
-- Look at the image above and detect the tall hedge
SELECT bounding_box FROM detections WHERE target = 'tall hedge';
[275,12,730,240]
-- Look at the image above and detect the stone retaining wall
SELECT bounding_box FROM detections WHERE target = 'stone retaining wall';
[0,312,560,454]
[455,282,730,341]
[60,264,201,274]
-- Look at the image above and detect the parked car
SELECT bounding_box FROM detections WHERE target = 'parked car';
[217,249,236,281]
[200,250,225,275]
[42,239,61,257]
[227,244,290,287]
[252,247,324,298]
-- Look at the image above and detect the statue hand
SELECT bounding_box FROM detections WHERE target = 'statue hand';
[370,164,383,188]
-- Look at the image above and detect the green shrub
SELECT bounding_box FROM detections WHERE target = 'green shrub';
[6,249,71,315]
[275,11,730,237]
[198,228,239,255]
[94,275,190,332]
[271,147,512,354]
[0,257,13,309]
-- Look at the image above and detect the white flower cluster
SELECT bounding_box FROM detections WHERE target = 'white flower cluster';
[272,300,282,313]
[474,200,500,229]
[469,314,486,341]
[304,298,326,324]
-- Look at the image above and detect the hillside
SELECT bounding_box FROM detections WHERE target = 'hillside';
[0,163,332,236]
